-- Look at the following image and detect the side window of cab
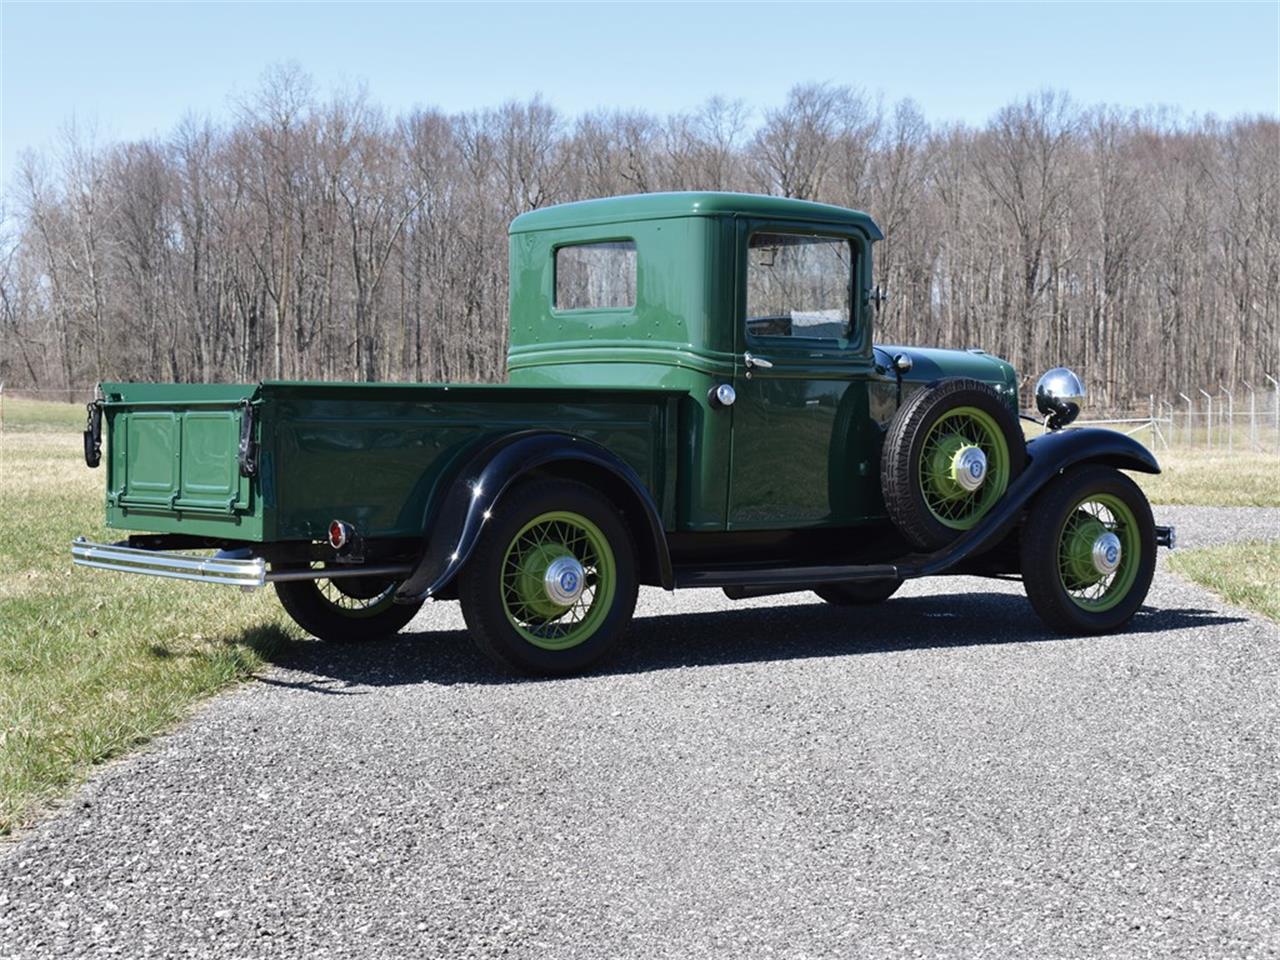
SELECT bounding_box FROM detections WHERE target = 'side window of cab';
[745,233,856,344]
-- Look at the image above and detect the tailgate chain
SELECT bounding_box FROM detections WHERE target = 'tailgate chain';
[83,399,103,468]
[237,400,258,477]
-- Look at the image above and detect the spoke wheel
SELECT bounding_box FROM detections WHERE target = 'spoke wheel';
[501,512,617,651]
[274,570,422,642]
[1020,464,1156,634]
[918,406,1011,529]
[459,479,638,676]
[316,572,399,615]
[881,378,1026,550]
[1056,494,1140,612]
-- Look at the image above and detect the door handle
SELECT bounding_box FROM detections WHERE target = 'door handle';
[743,352,773,370]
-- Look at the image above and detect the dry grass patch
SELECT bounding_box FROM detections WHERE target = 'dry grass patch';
[1021,421,1278,507]
[1134,447,1279,508]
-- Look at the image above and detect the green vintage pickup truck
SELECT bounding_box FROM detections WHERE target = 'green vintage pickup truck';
[75,193,1173,674]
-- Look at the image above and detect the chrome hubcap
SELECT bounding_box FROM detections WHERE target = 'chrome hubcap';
[543,555,586,606]
[1091,532,1123,576]
[952,446,988,492]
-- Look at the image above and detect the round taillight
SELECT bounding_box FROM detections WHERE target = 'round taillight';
[328,520,350,550]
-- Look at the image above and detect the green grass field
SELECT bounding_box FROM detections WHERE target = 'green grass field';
[1169,541,1280,623]
[0,397,1275,834]
[2,394,86,432]
[1,397,296,834]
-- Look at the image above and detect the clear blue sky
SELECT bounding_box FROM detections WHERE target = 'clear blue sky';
[2,1,1277,183]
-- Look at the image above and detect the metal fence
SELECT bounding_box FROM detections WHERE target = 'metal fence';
[1074,379,1280,453]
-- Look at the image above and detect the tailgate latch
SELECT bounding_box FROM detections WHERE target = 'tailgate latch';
[237,400,258,477]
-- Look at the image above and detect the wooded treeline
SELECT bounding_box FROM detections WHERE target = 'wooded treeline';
[3,67,1277,408]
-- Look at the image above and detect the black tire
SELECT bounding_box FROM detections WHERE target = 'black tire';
[275,574,423,642]
[1020,464,1156,634]
[458,478,639,676]
[881,377,1026,550]
[815,579,902,605]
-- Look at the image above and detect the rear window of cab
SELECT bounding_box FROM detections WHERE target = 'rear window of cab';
[554,240,637,311]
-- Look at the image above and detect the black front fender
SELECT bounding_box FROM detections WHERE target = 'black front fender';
[907,428,1160,577]
[395,431,672,602]
[1024,427,1160,477]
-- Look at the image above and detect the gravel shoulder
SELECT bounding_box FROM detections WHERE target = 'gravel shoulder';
[1152,505,1280,549]
[2,507,1277,960]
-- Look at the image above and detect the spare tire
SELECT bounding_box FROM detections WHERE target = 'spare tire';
[880,378,1026,550]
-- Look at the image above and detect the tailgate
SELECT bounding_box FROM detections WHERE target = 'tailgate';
[101,382,263,539]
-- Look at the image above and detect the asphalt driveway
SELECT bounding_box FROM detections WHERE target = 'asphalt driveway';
[2,506,1277,959]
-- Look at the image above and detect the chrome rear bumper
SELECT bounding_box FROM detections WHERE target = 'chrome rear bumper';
[71,538,414,589]
[72,538,267,588]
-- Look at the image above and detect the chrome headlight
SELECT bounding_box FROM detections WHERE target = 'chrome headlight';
[1035,367,1085,429]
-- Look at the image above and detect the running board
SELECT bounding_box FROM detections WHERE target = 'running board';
[674,562,903,591]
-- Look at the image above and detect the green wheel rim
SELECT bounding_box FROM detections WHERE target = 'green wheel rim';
[313,570,398,618]
[1056,493,1141,612]
[500,511,617,651]
[918,406,1011,530]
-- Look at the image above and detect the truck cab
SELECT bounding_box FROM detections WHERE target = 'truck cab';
[75,192,1172,675]
[507,193,1017,531]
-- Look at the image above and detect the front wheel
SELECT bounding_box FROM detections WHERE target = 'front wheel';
[458,479,638,676]
[815,579,901,606]
[275,573,424,642]
[1019,464,1156,634]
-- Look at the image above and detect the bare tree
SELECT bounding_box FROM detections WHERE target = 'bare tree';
[3,74,1275,410]
[973,91,1078,375]
[750,83,875,200]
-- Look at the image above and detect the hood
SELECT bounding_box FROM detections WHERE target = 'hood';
[875,344,1020,410]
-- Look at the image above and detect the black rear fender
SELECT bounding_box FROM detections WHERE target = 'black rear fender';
[395,431,672,603]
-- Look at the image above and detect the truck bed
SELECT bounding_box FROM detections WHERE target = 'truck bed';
[100,381,683,542]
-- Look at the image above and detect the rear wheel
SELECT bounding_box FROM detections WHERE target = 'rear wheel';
[275,572,423,642]
[1020,465,1156,634]
[815,579,901,605]
[459,479,638,675]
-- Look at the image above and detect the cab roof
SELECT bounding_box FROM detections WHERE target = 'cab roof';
[509,191,883,240]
